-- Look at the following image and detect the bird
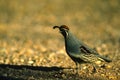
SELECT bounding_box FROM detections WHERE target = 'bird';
[53,25,112,73]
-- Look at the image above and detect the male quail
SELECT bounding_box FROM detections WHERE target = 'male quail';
[53,25,111,73]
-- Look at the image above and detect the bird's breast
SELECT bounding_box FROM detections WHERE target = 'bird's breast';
[65,41,81,54]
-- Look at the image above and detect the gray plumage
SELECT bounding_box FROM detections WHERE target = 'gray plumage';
[53,25,111,72]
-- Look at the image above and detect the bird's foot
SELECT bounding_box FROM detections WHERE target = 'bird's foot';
[90,66,99,74]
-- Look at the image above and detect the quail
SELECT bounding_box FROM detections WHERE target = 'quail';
[53,25,112,73]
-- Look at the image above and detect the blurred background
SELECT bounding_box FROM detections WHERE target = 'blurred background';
[0,0,120,66]
[0,0,120,39]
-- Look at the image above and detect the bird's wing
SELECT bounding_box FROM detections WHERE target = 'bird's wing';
[79,45,112,62]
[80,45,98,55]
[70,53,105,64]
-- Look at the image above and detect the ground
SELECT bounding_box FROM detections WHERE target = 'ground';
[0,0,120,80]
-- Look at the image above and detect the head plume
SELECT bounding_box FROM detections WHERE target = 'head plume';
[53,25,70,38]
[53,25,69,30]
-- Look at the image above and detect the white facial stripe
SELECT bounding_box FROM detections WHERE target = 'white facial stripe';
[65,31,69,38]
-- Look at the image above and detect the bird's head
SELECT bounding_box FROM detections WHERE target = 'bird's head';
[53,25,69,38]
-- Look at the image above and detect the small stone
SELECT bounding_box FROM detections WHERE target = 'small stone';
[95,61,101,65]
[28,60,34,64]
[40,45,47,52]
[3,73,7,77]
[0,59,4,63]
[62,74,66,79]
[101,44,107,48]
[101,73,105,76]
[83,66,87,69]
[105,65,112,69]
[109,76,116,80]
[5,59,10,64]
[20,59,24,63]
[27,49,34,54]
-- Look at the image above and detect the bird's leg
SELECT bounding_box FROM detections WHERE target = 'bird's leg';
[91,64,98,73]
[75,62,79,74]
[75,63,83,74]
[92,66,97,73]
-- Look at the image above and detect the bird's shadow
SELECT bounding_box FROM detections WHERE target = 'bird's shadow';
[0,64,109,80]
[0,64,68,80]
[0,64,66,72]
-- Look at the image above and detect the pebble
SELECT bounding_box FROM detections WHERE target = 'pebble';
[28,60,34,64]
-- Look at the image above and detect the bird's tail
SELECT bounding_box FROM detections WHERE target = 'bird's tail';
[99,55,112,62]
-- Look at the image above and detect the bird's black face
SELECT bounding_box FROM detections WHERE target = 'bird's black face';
[53,25,69,38]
